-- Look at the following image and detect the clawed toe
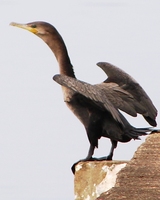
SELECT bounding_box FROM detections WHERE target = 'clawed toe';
[71,157,96,174]
[71,156,112,174]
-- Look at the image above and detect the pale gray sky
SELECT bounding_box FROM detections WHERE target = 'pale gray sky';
[0,0,160,199]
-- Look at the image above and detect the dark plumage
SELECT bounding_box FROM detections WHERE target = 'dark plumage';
[97,62,157,126]
[10,21,157,172]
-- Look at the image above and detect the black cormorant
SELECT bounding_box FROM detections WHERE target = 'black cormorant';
[10,21,157,172]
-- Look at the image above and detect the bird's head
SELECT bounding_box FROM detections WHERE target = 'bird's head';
[10,21,72,71]
[10,21,60,45]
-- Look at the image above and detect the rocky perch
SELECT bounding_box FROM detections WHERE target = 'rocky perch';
[74,133,160,200]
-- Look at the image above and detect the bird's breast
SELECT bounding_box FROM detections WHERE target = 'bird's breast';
[61,86,90,127]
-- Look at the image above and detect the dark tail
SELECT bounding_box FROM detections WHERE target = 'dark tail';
[128,127,153,140]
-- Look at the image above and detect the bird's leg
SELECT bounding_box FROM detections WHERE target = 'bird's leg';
[98,140,118,161]
[71,140,118,173]
[85,144,95,160]
[71,144,97,174]
[106,140,117,160]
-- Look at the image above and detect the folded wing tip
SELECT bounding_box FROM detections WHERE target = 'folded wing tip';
[53,74,60,81]
[96,62,103,66]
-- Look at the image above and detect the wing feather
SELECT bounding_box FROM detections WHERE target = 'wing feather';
[97,62,157,125]
[53,74,124,126]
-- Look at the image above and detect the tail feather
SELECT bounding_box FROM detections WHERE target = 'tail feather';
[135,127,153,133]
[128,127,152,140]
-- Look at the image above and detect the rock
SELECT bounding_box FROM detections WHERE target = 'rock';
[74,160,127,200]
[74,133,160,200]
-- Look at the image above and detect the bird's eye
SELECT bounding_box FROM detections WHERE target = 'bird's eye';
[31,24,37,28]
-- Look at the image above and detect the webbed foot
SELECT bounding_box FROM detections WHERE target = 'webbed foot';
[96,155,113,161]
[71,157,100,174]
[71,156,112,174]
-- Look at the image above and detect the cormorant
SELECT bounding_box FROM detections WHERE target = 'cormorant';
[10,21,157,172]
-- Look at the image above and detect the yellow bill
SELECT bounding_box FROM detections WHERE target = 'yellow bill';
[10,22,38,34]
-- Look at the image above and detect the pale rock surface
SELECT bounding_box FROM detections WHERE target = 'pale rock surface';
[74,160,127,200]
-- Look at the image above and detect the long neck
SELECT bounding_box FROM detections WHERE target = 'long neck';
[43,30,75,78]
[54,40,75,77]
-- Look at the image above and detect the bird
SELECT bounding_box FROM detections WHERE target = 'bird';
[10,21,157,172]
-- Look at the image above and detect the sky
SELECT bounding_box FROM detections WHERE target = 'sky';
[0,0,160,199]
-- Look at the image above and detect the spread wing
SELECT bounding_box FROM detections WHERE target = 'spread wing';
[97,62,157,126]
[53,74,124,126]
[96,82,138,117]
